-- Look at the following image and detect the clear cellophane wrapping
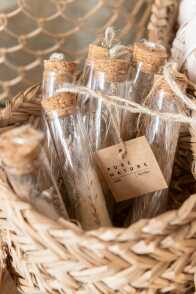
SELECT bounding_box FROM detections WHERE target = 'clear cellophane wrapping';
[42,90,112,230]
[80,44,130,149]
[126,74,187,225]
[42,56,77,206]
[0,125,68,220]
[79,43,131,220]
[128,40,168,138]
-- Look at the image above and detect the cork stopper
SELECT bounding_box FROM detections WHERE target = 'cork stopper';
[153,73,187,98]
[133,40,168,73]
[41,92,76,118]
[87,44,129,82]
[88,44,109,60]
[0,126,44,175]
[94,59,129,82]
[44,53,76,74]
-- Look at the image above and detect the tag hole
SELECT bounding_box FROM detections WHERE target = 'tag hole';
[119,148,122,153]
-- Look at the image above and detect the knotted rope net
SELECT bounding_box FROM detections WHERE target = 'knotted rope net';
[0,0,152,101]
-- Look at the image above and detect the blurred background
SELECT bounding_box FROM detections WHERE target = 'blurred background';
[0,0,152,100]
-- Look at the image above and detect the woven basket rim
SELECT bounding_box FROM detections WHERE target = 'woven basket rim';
[0,84,195,242]
[1,154,196,244]
[1,1,196,293]
[0,71,195,294]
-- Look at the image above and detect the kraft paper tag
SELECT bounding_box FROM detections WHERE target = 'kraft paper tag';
[96,136,168,202]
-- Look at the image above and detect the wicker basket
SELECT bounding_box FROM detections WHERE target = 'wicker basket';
[1,1,196,293]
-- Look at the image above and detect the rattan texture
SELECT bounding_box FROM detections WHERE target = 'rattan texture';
[1,0,196,293]
[190,98,196,182]
[0,98,196,294]
[0,0,153,101]
[148,0,179,50]
[0,84,195,294]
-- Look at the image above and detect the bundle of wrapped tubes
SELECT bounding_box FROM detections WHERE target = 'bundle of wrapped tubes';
[1,26,195,231]
[2,0,196,292]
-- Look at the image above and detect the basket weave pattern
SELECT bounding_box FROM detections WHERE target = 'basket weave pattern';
[1,0,196,293]
[148,0,179,49]
[0,85,195,293]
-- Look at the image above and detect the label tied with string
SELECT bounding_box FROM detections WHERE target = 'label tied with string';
[96,136,168,202]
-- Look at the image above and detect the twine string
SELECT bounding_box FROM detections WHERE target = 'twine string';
[164,62,196,111]
[104,27,116,49]
[57,62,196,126]
[101,26,131,59]
[109,44,131,59]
